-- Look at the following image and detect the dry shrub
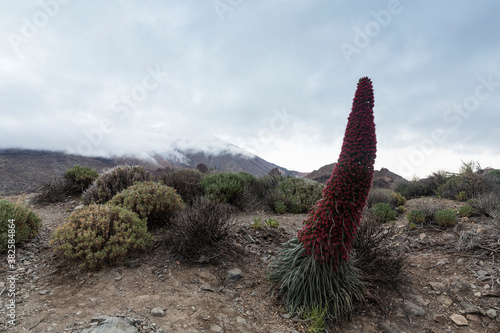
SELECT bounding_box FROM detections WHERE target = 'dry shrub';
[155,168,204,204]
[469,192,500,218]
[353,211,407,307]
[82,165,150,205]
[170,197,235,261]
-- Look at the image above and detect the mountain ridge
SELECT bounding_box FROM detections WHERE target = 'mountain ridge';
[0,148,291,195]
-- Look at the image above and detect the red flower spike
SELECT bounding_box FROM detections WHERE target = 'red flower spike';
[297,77,376,270]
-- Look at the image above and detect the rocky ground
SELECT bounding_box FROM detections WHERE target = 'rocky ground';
[1,195,499,333]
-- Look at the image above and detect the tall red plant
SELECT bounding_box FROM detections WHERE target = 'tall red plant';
[298,77,376,269]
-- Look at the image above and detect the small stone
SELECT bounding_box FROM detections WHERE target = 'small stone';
[483,284,490,290]
[90,316,107,323]
[450,314,468,326]
[151,307,165,317]
[282,314,291,319]
[437,295,453,307]
[39,290,50,295]
[236,317,247,325]
[243,234,255,243]
[222,288,238,299]
[456,258,464,264]
[250,291,257,297]
[74,204,84,210]
[379,321,400,333]
[403,300,425,317]
[461,301,478,314]
[210,325,222,332]
[410,294,429,307]
[486,309,497,318]
[125,259,141,269]
[474,291,481,297]
[466,314,481,322]
[114,276,122,281]
[429,282,446,293]
[477,270,490,281]
[227,268,243,282]
[76,311,83,316]
[433,314,447,324]
[200,283,214,292]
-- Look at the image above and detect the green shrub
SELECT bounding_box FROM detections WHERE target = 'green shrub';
[371,203,397,223]
[51,204,151,269]
[265,218,279,228]
[367,188,406,209]
[434,209,457,227]
[253,174,286,209]
[459,205,474,217]
[455,191,467,201]
[34,165,99,204]
[407,210,426,224]
[156,169,204,204]
[408,222,417,230]
[395,179,435,199]
[65,165,99,192]
[250,218,262,230]
[0,199,41,253]
[108,181,185,228]
[200,172,257,209]
[271,178,323,214]
[170,197,235,260]
[82,165,150,205]
[396,205,405,213]
[303,305,327,333]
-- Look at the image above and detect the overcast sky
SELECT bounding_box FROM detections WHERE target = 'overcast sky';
[1,0,499,179]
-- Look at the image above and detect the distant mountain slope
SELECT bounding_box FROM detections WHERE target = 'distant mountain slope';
[175,149,289,177]
[305,162,407,189]
[0,148,290,195]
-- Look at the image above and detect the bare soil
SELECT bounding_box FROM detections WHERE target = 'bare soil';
[1,195,499,333]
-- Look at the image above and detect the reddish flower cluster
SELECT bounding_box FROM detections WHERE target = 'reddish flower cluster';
[298,77,377,269]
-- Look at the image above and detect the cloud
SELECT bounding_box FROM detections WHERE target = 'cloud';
[0,0,499,179]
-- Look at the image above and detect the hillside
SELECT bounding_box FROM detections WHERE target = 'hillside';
[306,162,407,189]
[0,148,290,195]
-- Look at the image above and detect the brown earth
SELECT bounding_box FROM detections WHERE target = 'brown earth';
[1,196,499,333]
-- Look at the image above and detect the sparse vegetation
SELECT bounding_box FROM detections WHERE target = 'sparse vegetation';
[0,199,41,253]
[407,209,426,224]
[250,217,263,230]
[434,208,457,227]
[371,203,397,223]
[265,218,279,228]
[82,165,150,205]
[200,172,257,210]
[108,181,185,228]
[459,205,474,217]
[271,178,324,214]
[367,188,406,209]
[51,204,151,270]
[303,305,327,333]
